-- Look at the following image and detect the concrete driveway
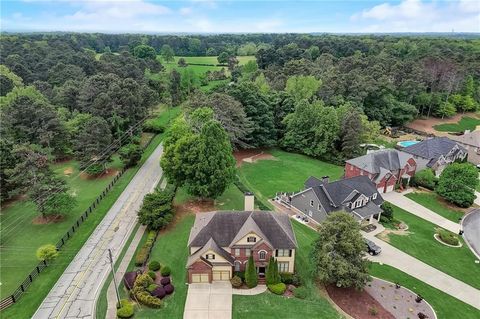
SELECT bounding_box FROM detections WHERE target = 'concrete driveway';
[183,282,232,319]
[382,190,460,233]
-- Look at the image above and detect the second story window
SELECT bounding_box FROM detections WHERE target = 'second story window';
[246,248,251,256]
[206,253,215,260]
[247,236,256,243]
[235,248,240,256]
[259,251,266,260]
[276,249,291,257]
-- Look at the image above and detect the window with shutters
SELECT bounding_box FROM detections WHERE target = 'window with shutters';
[206,253,215,260]
[276,249,291,257]
[247,236,256,243]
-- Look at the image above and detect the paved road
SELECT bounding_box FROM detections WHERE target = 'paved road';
[364,224,480,310]
[32,144,164,319]
[184,282,232,319]
[382,190,460,233]
[462,209,480,259]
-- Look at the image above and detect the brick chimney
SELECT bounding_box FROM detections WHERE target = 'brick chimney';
[244,192,255,211]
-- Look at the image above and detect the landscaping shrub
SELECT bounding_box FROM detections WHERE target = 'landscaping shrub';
[160,277,170,286]
[149,260,161,271]
[280,273,293,285]
[147,284,158,293]
[380,202,394,221]
[436,228,459,246]
[291,273,302,286]
[411,169,437,190]
[134,273,154,289]
[134,246,150,266]
[268,282,287,295]
[117,299,134,318]
[245,255,258,288]
[164,284,175,294]
[234,271,245,281]
[148,270,156,280]
[230,275,243,288]
[119,143,142,168]
[36,244,59,262]
[293,286,308,299]
[161,265,171,276]
[151,286,166,299]
[123,272,138,290]
[136,291,163,308]
[143,119,165,133]
[266,257,281,285]
[138,189,175,230]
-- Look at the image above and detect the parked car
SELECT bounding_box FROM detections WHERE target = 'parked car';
[365,239,382,255]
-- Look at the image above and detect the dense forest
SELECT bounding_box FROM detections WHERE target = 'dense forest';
[1,33,479,203]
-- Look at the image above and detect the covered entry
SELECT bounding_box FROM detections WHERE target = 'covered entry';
[191,273,209,283]
[212,270,230,281]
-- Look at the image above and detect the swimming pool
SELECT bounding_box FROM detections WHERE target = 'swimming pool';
[397,140,420,147]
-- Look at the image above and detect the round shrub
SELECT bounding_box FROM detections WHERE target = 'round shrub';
[148,270,156,280]
[161,266,171,276]
[280,273,293,285]
[149,260,161,271]
[134,273,153,289]
[160,277,170,286]
[147,283,158,293]
[164,284,175,294]
[117,299,134,318]
[151,286,166,299]
[123,272,138,290]
[437,228,459,246]
[293,286,308,299]
[230,275,242,288]
[136,291,163,308]
[234,271,245,281]
[268,282,286,295]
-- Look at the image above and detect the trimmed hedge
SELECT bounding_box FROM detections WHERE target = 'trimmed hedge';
[268,282,287,295]
[160,277,171,286]
[164,284,175,294]
[151,286,166,299]
[161,265,171,276]
[136,291,163,308]
[135,246,150,266]
[230,275,242,288]
[437,228,460,246]
[149,260,161,271]
[117,299,134,318]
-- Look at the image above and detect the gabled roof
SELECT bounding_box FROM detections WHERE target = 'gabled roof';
[352,201,383,218]
[188,211,297,249]
[402,137,466,165]
[346,149,413,174]
[186,237,234,267]
[449,130,480,148]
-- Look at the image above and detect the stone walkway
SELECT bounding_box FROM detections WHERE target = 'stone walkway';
[105,224,146,319]
[363,224,480,310]
[184,282,232,319]
[232,285,267,295]
[382,190,460,233]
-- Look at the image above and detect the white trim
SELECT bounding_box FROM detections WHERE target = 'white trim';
[258,250,267,260]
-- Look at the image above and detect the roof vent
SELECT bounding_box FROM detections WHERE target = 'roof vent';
[322,176,329,184]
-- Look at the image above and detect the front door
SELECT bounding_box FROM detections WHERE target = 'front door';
[258,267,266,277]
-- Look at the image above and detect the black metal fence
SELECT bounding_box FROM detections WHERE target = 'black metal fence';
[0,135,157,311]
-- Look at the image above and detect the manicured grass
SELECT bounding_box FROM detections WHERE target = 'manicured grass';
[379,204,480,289]
[0,156,122,299]
[369,263,480,319]
[174,184,245,211]
[237,149,343,205]
[433,116,480,132]
[0,133,165,318]
[405,191,464,222]
[158,55,255,66]
[119,215,195,318]
[233,220,341,318]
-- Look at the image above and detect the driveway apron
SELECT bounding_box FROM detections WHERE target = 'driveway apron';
[184,282,232,319]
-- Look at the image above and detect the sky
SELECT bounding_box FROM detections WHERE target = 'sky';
[1,0,479,34]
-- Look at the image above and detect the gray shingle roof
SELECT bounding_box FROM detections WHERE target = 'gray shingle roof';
[402,137,466,166]
[188,211,297,249]
[186,237,234,267]
[346,149,412,174]
[449,130,480,148]
[353,201,383,218]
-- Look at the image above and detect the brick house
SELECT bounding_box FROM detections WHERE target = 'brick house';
[186,211,297,283]
[345,149,417,193]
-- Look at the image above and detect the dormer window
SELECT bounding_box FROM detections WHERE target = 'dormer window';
[373,193,377,200]
[247,236,256,243]
[206,253,215,260]
[310,200,314,207]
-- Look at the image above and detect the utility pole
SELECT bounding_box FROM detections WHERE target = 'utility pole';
[108,248,121,308]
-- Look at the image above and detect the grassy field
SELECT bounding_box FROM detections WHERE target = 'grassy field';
[174,184,245,211]
[237,149,344,206]
[433,116,480,132]
[379,204,480,289]
[405,191,465,222]
[0,156,122,299]
[369,263,480,319]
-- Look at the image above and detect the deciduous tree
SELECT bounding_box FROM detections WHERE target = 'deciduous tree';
[436,163,478,207]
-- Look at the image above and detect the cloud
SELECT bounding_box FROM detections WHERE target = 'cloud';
[180,7,193,16]
[351,0,480,32]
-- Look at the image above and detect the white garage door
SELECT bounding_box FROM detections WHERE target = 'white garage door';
[192,274,209,283]
[212,271,230,281]
[386,184,395,192]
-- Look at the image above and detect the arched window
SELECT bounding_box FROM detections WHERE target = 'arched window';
[234,261,241,271]
[259,251,266,260]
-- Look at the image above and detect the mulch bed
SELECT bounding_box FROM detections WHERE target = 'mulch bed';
[32,214,65,224]
[173,199,215,215]
[326,285,395,319]
[233,148,276,167]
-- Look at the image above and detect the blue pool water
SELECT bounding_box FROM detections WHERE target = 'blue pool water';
[397,140,420,147]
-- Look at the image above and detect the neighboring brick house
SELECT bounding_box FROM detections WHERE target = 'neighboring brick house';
[345,149,417,193]
[186,211,297,283]
[401,137,468,176]
[449,129,480,165]
[286,175,384,224]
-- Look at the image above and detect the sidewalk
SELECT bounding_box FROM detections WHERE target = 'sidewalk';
[232,285,267,295]
[382,190,460,233]
[105,225,146,319]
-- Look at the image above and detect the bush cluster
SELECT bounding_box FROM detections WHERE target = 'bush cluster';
[123,271,138,290]
[410,169,438,190]
[234,271,245,281]
[136,291,163,308]
[117,299,134,318]
[293,286,308,299]
[164,284,175,294]
[148,270,156,280]
[161,265,171,276]
[160,277,171,286]
[437,228,459,246]
[134,230,157,266]
[230,275,243,288]
[147,284,158,293]
[268,282,287,295]
[149,260,161,271]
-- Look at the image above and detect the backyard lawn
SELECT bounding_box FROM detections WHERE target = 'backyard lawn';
[378,204,480,289]
[237,149,344,206]
[405,191,465,222]
[369,263,480,319]
[433,116,480,132]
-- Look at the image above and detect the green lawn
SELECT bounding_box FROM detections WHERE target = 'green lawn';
[237,149,343,206]
[405,191,465,222]
[433,116,480,132]
[379,204,480,289]
[174,184,245,211]
[369,263,480,319]
[158,55,255,66]
[0,156,122,299]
